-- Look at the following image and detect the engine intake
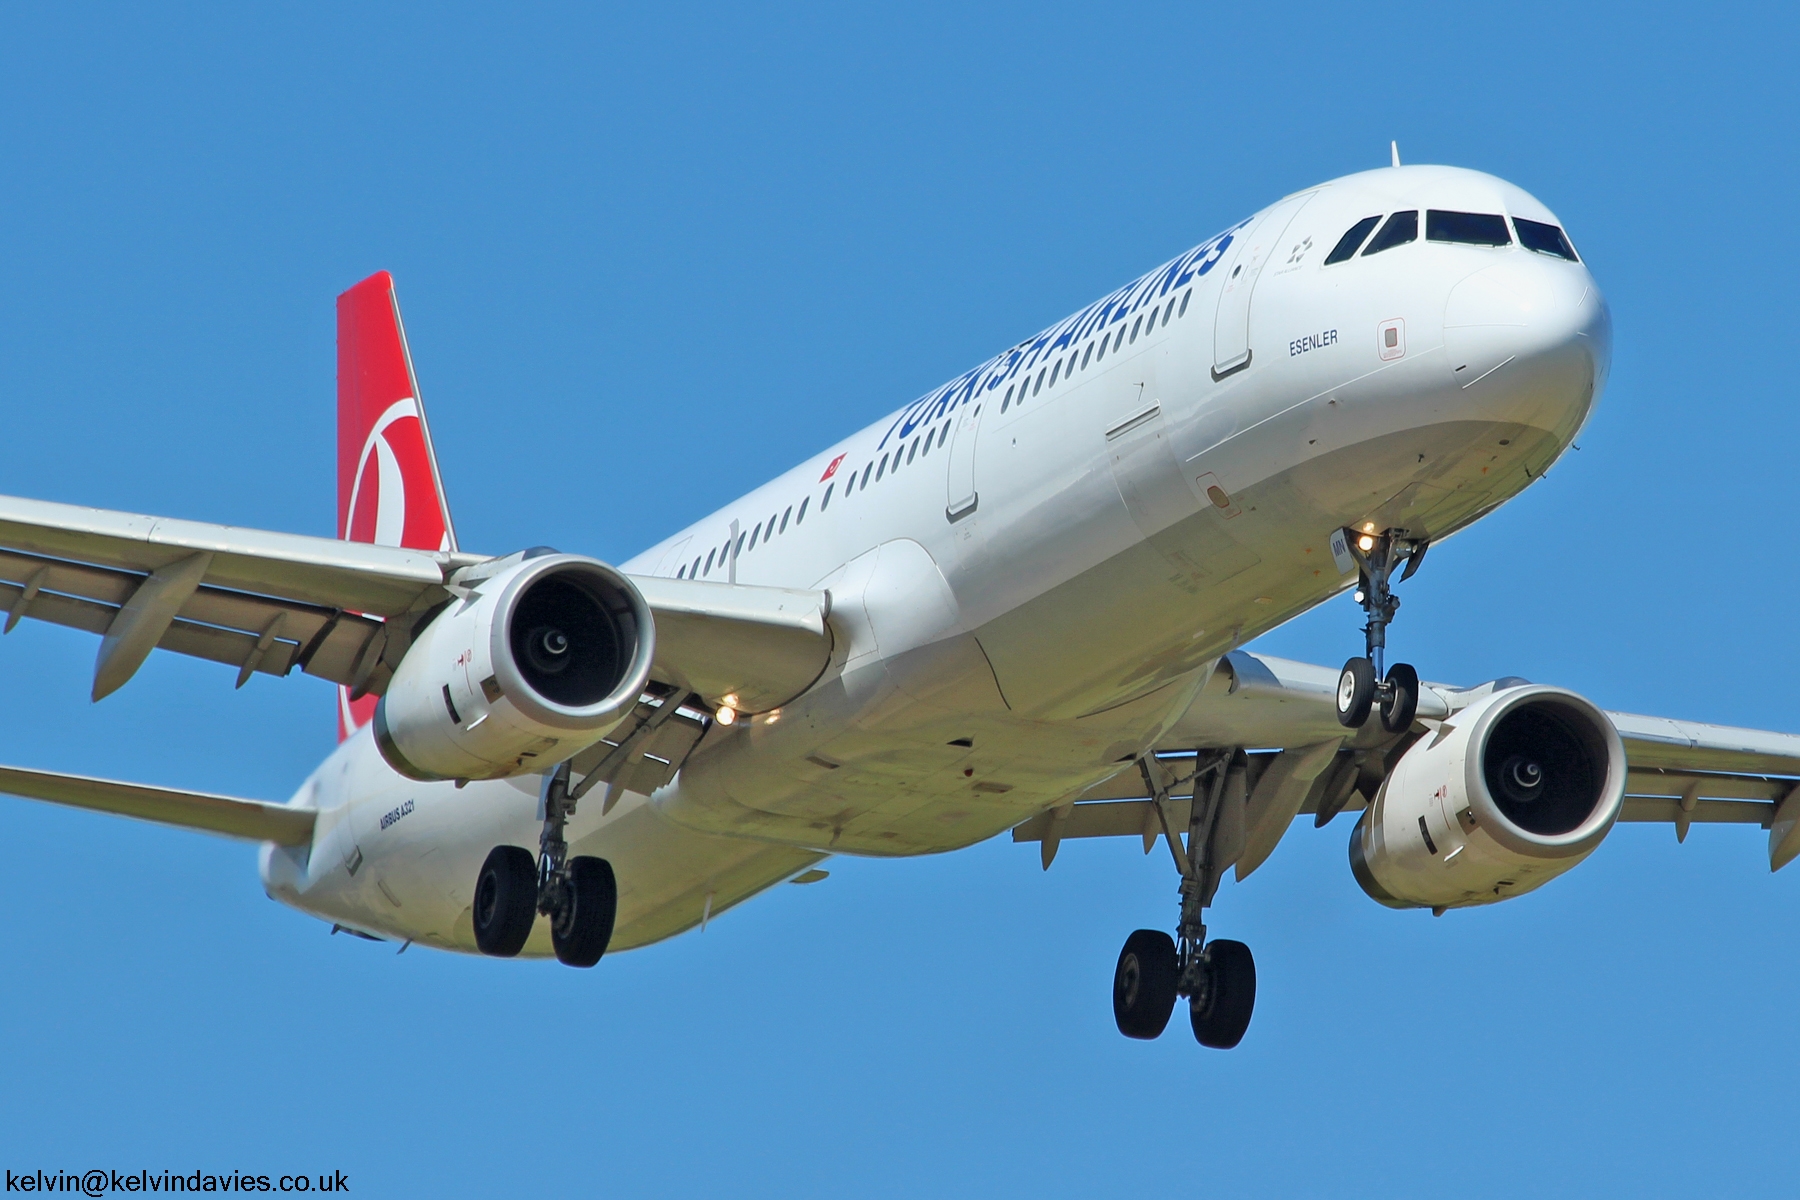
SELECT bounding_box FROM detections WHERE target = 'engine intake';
[1350,684,1625,910]
[374,552,655,781]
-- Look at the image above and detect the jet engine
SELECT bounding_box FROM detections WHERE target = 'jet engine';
[374,552,655,781]
[1350,684,1626,910]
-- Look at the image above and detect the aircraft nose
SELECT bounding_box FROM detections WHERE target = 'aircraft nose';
[1443,256,1610,436]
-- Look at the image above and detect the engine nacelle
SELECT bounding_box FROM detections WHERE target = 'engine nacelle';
[1350,684,1626,910]
[374,552,655,781]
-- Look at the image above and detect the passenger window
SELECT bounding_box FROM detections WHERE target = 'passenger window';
[780,506,791,533]
[1002,385,1013,413]
[1033,367,1045,396]
[1179,288,1191,316]
[705,548,716,574]
[1147,305,1159,329]
[1362,211,1418,255]
[1130,315,1143,343]
[1427,210,1510,246]
[1082,342,1094,369]
[875,454,887,482]
[1514,217,1580,261]
[908,436,919,464]
[1162,304,1172,327]
[861,463,873,488]
[1114,327,1126,352]
[1096,333,1109,361]
[749,522,761,549]
[1324,215,1381,264]
[1049,361,1061,387]
[676,564,686,579]
[939,422,951,448]
[735,533,745,555]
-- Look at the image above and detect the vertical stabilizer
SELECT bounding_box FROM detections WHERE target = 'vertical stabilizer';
[336,271,457,740]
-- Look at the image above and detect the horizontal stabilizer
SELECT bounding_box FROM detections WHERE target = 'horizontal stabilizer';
[0,763,314,844]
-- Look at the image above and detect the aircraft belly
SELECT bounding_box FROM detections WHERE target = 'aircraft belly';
[266,736,826,955]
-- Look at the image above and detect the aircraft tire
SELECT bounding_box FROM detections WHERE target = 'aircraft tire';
[1113,929,1179,1039]
[473,845,537,957]
[1190,939,1256,1049]
[1380,662,1420,733]
[1337,657,1375,727]
[551,856,618,968]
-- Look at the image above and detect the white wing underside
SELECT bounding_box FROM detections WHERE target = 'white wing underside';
[0,493,832,711]
[1014,652,1800,874]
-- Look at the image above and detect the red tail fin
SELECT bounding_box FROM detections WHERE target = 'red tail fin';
[336,271,457,740]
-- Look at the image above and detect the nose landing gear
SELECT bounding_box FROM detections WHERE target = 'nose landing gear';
[472,762,618,967]
[1111,751,1257,1049]
[1336,528,1427,734]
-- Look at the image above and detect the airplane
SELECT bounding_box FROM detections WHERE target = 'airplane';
[4,156,1796,1050]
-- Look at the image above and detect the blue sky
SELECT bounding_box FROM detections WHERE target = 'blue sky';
[1,3,1797,1195]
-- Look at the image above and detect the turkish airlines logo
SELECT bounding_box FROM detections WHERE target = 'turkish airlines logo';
[340,396,448,740]
[343,397,450,551]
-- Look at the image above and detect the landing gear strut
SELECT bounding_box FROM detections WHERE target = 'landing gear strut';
[1336,528,1427,734]
[472,762,618,967]
[1112,751,1257,1049]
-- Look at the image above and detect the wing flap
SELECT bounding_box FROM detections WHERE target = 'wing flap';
[629,576,832,713]
[0,764,315,844]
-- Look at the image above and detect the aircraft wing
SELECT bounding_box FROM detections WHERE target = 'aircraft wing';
[0,763,315,844]
[0,493,832,712]
[1013,650,1800,874]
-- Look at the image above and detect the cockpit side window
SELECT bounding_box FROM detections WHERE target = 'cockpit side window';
[1514,216,1580,262]
[1426,210,1511,246]
[1324,215,1381,265]
[1361,210,1418,256]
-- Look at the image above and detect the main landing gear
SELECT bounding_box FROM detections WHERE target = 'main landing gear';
[1335,528,1428,734]
[1113,751,1257,1049]
[472,763,618,967]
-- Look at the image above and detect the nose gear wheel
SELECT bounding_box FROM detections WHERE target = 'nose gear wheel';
[1337,529,1427,731]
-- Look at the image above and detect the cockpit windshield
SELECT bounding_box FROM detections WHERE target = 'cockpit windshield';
[1324,215,1381,264]
[1513,216,1580,262]
[1426,210,1511,246]
[1361,210,1417,256]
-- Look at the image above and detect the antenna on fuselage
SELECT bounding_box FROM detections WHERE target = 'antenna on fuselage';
[1390,141,1402,168]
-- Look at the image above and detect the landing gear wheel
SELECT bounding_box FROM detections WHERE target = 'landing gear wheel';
[551,856,618,968]
[1113,929,1179,1039]
[473,845,537,957]
[1337,657,1375,728]
[1380,662,1420,733]
[1189,939,1256,1049]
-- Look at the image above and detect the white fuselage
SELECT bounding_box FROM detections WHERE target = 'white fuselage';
[261,164,1611,955]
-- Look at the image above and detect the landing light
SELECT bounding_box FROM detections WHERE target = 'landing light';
[715,705,737,726]
[1358,535,1375,552]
